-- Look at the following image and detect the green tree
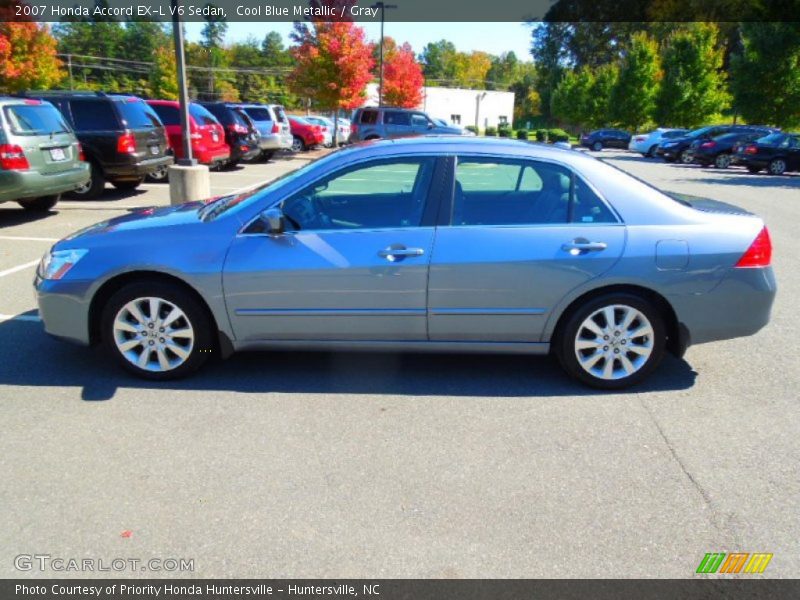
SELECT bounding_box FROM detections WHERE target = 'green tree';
[588,62,618,128]
[420,39,457,85]
[611,31,660,130]
[655,23,729,127]
[486,51,519,90]
[550,66,594,128]
[149,46,178,100]
[730,22,800,128]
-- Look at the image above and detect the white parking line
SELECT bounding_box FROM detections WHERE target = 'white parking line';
[0,313,40,322]
[0,260,39,278]
[0,236,58,242]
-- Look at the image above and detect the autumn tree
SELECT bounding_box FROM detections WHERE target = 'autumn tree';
[149,46,179,100]
[382,42,424,108]
[0,23,64,93]
[610,31,660,131]
[288,19,374,144]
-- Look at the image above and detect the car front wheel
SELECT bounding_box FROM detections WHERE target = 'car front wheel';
[101,282,214,380]
[556,293,666,389]
[714,153,732,169]
[592,141,603,151]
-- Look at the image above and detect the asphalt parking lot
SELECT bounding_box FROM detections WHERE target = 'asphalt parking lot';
[1,148,798,578]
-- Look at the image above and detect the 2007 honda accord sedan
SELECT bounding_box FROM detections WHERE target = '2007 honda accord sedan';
[34,137,776,388]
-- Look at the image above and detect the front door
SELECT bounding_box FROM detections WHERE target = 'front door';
[223,156,442,342]
[428,156,626,343]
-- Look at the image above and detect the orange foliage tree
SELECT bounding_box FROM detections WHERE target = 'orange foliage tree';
[0,21,64,93]
[382,42,424,108]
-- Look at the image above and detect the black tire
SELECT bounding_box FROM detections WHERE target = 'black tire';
[69,162,105,199]
[101,281,214,380]
[555,292,666,390]
[592,141,603,151]
[646,144,657,157]
[747,166,762,174]
[663,156,676,163]
[18,194,59,211]
[111,178,144,191]
[223,160,240,170]
[714,153,732,169]
[261,150,275,162]
[768,158,787,176]
[146,165,169,183]
[291,136,306,152]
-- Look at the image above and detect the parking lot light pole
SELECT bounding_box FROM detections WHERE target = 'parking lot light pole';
[169,0,210,205]
[371,2,398,107]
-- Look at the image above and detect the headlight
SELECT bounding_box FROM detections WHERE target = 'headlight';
[39,249,88,280]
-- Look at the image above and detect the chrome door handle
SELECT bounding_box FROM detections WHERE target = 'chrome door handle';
[378,246,425,261]
[562,240,608,254]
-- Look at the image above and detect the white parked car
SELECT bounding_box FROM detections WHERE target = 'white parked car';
[433,118,475,136]
[629,128,688,157]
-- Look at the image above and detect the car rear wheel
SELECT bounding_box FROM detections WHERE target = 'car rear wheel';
[69,162,105,199]
[679,149,694,164]
[714,153,732,169]
[646,144,657,157]
[556,293,666,390]
[101,282,214,380]
[592,141,603,151]
[261,151,275,162]
[18,195,59,211]
[768,158,787,175]
[292,136,306,152]
[146,165,169,183]
[111,178,144,191]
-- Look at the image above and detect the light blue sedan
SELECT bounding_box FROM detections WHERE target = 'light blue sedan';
[34,137,776,388]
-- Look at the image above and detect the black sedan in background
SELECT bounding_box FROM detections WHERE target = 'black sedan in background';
[655,125,773,164]
[737,132,800,175]
[691,130,775,169]
[580,129,631,151]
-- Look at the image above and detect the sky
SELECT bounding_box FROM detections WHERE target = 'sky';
[184,21,535,60]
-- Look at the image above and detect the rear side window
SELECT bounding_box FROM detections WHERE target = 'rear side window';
[272,106,288,123]
[150,104,180,126]
[453,157,616,226]
[69,100,119,131]
[115,99,161,129]
[189,104,219,126]
[3,103,71,136]
[360,109,378,125]
[244,107,272,121]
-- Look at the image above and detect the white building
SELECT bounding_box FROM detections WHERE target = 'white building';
[363,83,515,130]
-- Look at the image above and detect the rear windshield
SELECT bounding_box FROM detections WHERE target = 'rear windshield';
[757,133,786,145]
[272,106,288,123]
[189,104,219,126]
[115,99,161,129]
[3,103,71,136]
[244,107,272,121]
[231,108,249,127]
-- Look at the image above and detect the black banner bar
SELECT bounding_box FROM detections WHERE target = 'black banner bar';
[3,579,800,600]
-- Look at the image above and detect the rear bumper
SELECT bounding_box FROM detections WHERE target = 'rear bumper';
[105,155,173,179]
[35,275,93,346]
[195,147,231,167]
[669,267,776,346]
[0,163,90,203]
[256,133,283,151]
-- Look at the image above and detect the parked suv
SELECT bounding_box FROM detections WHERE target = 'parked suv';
[349,107,465,142]
[236,104,290,160]
[146,100,230,179]
[580,129,631,151]
[21,91,171,198]
[197,102,260,168]
[0,97,89,211]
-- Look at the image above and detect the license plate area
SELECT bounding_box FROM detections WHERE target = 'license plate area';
[49,147,66,161]
[149,145,159,155]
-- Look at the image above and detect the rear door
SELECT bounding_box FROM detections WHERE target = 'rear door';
[2,101,80,175]
[428,156,625,343]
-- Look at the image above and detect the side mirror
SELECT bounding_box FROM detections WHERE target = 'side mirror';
[259,207,285,234]
[427,122,434,129]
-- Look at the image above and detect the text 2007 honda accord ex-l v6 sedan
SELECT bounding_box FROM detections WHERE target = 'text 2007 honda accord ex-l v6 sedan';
[34,137,776,389]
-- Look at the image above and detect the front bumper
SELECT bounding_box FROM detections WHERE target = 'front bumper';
[0,163,90,203]
[35,274,93,346]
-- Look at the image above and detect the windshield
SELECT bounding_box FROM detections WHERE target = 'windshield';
[3,103,71,136]
[687,126,713,138]
[758,133,785,145]
[198,148,349,221]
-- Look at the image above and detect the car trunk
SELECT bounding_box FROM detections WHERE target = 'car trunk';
[2,102,81,175]
[114,99,169,162]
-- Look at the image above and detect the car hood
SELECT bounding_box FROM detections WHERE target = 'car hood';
[58,202,206,247]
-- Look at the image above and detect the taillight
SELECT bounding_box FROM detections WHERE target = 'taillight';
[228,124,248,134]
[635,136,645,142]
[76,142,85,161]
[271,123,280,134]
[735,227,772,268]
[0,144,30,170]
[351,124,358,134]
[117,133,136,154]
[700,141,716,149]
[744,145,758,155]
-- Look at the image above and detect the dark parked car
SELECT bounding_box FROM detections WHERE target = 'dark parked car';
[690,130,776,169]
[20,91,172,198]
[236,104,292,160]
[0,97,89,211]
[197,102,260,168]
[349,106,465,142]
[580,129,631,151]
[737,132,800,175]
[655,125,774,164]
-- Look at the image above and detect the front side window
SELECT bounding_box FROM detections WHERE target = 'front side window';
[276,157,436,232]
[452,157,616,226]
[411,114,430,128]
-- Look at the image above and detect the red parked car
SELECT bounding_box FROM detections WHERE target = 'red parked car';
[145,100,230,181]
[288,116,325,152]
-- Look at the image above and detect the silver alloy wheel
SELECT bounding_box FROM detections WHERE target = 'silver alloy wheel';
[574,304,654,381]
[715,153,732,169]
[592,141,602,151]
[292,137,303,152]
[680,149,693,164]
[74,177,92,195]
[769,159,786,175]
[149,165,168,180]
[112,297,195,372]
